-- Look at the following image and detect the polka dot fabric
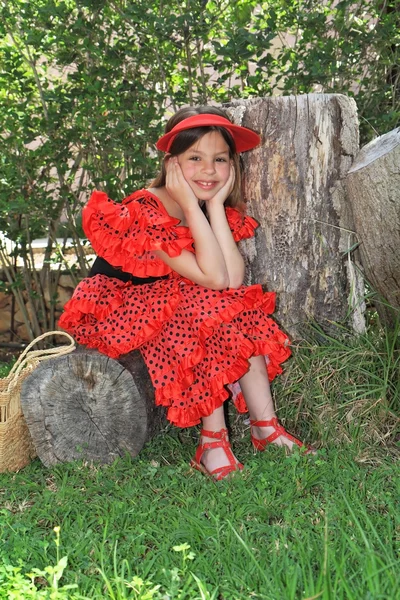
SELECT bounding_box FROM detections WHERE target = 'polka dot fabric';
[59,190,291,428]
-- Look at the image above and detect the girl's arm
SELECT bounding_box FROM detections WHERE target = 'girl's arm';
[207,201,245,289]
[154,158,229,290]
[206,164,245,288]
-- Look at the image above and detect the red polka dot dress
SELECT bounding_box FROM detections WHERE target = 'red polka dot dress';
[59,190,291,428]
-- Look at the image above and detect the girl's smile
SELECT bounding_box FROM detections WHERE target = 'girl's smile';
[177,131,231,200]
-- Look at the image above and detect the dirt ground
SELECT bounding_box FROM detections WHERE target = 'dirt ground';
[0,346,26,364]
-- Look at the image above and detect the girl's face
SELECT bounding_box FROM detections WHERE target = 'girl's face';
[176,131,232,201]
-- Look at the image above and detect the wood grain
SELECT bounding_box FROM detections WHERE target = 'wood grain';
[226,94,365,336]
[21,348,166,466]
[346,127,400,325]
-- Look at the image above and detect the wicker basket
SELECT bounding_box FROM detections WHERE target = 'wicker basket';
[0,331,76,473]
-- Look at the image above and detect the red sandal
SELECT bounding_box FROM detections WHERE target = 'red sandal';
[250,418,313,453]
[190,428,244,481]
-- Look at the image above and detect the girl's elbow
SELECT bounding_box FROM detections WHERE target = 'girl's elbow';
[227,260,245,289]
[210,272,230,290]
[228,277,244,290]
[227,270,245,289]
[211,273,244,290]
[229,281,243,290]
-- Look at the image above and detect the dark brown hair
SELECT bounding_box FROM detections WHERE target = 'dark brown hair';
[151,106,245,210]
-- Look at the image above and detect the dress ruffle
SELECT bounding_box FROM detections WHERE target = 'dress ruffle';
[225,207,259,242]
[60,189,291,428]
[58,275,182,358]
[83,190,194,278]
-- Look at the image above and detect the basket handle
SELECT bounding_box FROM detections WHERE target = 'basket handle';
[8,331,76,381]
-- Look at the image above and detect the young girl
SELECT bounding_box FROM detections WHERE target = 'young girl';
[59,106,310,480]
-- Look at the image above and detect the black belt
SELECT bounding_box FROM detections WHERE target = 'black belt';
[89,256,168,285]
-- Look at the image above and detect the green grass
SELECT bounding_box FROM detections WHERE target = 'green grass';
[1,441,398,599]
[0,318,399,599]
[269,318,400,455]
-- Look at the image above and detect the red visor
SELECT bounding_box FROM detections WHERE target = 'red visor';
[156,114,261,153]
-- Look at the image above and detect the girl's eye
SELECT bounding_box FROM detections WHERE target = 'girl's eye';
[187,156,228,162]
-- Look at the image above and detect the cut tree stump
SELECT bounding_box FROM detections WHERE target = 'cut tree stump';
[345,127,400,326]
[226,94,366,336]
[20,347,166,466]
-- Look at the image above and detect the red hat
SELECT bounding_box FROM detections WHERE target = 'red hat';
[156,114,261,153]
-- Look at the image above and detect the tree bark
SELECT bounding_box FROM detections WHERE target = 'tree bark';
[226,94,366,337]
[345,127,400,326]
[20,347,166,466]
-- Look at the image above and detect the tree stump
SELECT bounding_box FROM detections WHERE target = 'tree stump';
[226,94,366,336]
[20,347,166,466]
[345,127,400,326]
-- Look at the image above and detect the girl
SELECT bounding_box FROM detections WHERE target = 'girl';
[59,106,310,481]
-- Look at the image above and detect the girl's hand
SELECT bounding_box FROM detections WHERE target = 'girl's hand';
[165,156,199,211]
[207,164,235,207]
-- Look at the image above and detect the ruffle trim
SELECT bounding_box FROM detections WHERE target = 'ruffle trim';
[59,267,288,429]
[59,279,183,359]
[157,327,291,428]
[83,190,194,277]
[225,206,259,242]
[159,341,254,428]
[59,279,129,324]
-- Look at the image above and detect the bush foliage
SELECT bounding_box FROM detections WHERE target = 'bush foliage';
[0,0,399,337]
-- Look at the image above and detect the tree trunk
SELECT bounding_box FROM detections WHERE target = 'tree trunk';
[345,127,400,327]
[226,94,366,337]
[20,347,166,466]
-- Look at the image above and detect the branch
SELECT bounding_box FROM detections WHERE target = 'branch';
[0,245,35,341]
[24,215,48,331]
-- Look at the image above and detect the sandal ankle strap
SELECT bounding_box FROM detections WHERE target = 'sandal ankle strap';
[250,418,278,427]
[200,428,229,440]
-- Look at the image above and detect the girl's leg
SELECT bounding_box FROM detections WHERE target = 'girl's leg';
[199,406,241,473]
[239,355,299,450]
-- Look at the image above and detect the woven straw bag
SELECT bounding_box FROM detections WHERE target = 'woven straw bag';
[0,331,76,473]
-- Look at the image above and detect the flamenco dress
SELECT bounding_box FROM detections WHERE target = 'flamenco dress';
[59,189,291,428]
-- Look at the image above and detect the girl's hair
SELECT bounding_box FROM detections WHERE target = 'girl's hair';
[151,106,245,210]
